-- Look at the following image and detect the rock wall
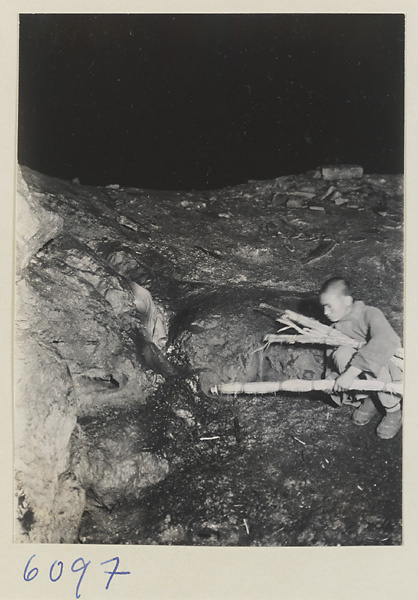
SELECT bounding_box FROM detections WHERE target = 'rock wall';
[14,167,168,542]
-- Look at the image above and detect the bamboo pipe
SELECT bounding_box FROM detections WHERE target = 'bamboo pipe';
[210,378,403,397]
[264,333,360,348]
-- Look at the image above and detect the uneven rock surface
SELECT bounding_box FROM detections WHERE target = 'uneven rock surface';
[15,164,403,545]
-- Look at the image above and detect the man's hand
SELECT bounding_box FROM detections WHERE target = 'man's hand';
[322,377,337,393]
[333,366,362,392]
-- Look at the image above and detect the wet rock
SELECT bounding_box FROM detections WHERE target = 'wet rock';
[322,164,364,180]
[304,239,337,263]
[173,408,195,427]
[329,190,342,202]
[320,185,337,201]
[309,205,326,212]
[14,332,85,543]
[272,175,292,189]
[157,523,187,544]
[171,293,323,395]
[15,166,63,273]
[288,190,317,199]
[333,196,349,206]
[350,235,368,243]
[286,197,306,208]
[73,424,169,509]
[117,214,138,231]
[271,192,288,207]
[129,281,168,348]
[266,346,323,381]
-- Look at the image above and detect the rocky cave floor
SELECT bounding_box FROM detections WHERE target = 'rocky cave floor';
[20,166,403,546]
[78,390,402,546]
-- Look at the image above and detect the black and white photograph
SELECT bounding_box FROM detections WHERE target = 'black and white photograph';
[14,12,404,550]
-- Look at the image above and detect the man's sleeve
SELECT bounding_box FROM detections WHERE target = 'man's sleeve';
[349,308,401,377]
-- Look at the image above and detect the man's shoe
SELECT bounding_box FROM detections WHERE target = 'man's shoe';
[376,410,402,440]
[352,397,378,426]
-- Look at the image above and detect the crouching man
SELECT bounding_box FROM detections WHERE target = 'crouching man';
[320,277,402,440]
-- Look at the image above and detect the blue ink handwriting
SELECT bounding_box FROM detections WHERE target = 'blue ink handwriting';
[23,554,130,598]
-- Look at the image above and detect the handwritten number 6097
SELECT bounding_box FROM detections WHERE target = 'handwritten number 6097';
[23,554,130,598]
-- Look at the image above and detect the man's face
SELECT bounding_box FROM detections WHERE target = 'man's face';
[320,291,352,322]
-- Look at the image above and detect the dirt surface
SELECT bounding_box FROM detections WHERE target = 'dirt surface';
[78,394,401,546]
[20,165,403,546]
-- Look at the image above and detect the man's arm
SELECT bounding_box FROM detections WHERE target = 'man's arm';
[348,307,400,377]
[333,365,362,392]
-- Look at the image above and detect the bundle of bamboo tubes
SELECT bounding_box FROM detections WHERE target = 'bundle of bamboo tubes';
[259,305,404,362]
[211,378,403,397]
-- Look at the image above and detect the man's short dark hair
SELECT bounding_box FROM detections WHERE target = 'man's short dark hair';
[320,277,352,297]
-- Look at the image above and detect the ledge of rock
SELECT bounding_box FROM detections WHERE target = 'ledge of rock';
[15,166,64,275]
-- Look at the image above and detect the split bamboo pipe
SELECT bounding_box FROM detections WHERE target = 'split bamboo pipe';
[211,378,403,396]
